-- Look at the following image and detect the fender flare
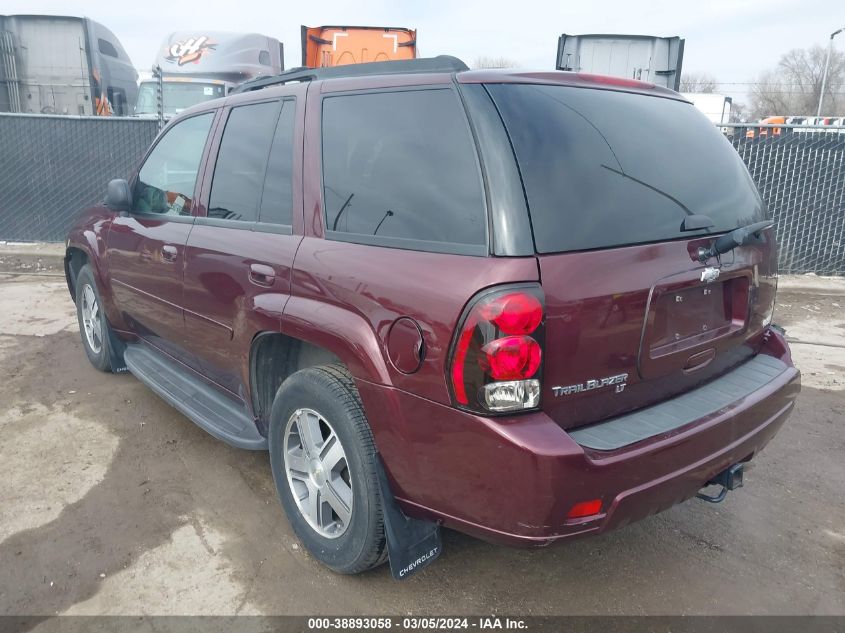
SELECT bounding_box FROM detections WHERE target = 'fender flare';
[66,224,122,328]
[65,230,101,294]
[281,295,392,386]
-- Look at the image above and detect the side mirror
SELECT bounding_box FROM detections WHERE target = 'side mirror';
[106,178,132,212]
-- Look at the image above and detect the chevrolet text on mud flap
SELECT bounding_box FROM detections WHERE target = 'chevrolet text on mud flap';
[553,373,629,397]
[398,546,440,578]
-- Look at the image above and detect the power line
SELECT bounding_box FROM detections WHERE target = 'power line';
[741,90,845,94]
[685,82,845,87]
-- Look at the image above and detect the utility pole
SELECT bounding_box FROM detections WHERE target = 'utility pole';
[817,28,844,118]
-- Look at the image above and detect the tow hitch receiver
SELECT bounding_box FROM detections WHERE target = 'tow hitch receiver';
[696,463,744,503]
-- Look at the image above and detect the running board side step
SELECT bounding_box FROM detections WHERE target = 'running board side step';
[123,343,268,450]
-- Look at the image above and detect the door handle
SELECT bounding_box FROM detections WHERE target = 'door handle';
[249,263,276,287]
[161,244,178,263]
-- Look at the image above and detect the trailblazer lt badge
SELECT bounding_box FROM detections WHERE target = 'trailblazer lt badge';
[553,373,629,397]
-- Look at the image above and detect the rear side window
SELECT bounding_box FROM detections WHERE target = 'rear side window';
[487,84,764,253]
[321,89,486,253]
[259,99,296,226]
[133,112,214,216]
[209,101,281,222]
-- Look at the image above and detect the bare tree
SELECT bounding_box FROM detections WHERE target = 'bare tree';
[727,101,748,123]
[680,72,718,93]
[749,45,845,118]
[473,56,518,69]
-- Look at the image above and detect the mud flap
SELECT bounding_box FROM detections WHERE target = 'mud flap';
[107,324,128,373]
[376,457,442,580]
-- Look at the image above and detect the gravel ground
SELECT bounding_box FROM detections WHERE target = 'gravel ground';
[0,262,842,617]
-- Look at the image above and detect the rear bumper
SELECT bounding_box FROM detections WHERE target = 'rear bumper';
[358,329,800,548]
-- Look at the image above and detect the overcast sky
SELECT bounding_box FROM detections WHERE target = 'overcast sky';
[4,0,841,104]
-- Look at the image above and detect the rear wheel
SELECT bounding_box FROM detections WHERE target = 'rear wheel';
[268,364,387,574]
[74,264,112,372]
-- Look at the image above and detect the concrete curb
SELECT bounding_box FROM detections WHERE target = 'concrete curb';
[0,243,65,275]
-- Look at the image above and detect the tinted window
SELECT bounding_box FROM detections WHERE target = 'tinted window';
[259,50,271,66]
[133,113,214,215]
[98,38,118,58]
[487,84,764,253]
[321,89,486,249]
[208,101,281,222]
[259,100,296,225]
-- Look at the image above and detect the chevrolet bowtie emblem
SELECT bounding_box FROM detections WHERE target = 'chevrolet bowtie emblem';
[700,267,721,283]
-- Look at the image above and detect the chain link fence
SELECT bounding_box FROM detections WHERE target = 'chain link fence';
[0,114,843,275]
[725,123,845,276]
[0,113,158,242]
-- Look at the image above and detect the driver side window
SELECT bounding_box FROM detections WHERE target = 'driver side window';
[133,112,214,216]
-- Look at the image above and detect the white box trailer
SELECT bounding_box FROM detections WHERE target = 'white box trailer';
[682,93,733,125]
[556,33,684,91]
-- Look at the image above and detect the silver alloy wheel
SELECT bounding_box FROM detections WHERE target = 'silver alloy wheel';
[80,283,103,354]
[284,408,353,539]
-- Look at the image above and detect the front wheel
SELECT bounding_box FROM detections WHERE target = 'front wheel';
[74,264,112,372]
[268,364,387,574]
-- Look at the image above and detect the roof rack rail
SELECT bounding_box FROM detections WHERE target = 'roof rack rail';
[231,55,468,94]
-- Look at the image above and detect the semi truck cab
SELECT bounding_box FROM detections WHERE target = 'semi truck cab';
[134,31,283,119]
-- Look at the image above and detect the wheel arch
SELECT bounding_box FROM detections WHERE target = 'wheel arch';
[249,331,344,435]
[64,246,90,301]
[65,224,107,302]
[248,292,396,435]
[65,219,126,330]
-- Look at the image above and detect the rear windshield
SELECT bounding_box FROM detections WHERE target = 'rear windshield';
[486,84,765,253]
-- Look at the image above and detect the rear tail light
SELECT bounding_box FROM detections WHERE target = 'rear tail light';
[448,285,544,414]
[479,336,541,380]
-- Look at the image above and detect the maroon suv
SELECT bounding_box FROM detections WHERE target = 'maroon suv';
[65,56,800,577]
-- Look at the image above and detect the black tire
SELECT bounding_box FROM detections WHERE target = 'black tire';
[74,264,112,372]
[269,364,387,574]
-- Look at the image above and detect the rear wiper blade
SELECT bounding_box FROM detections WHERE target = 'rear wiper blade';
[697,220,775,262]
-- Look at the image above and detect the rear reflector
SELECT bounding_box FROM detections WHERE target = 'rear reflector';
[566,499,603,519]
